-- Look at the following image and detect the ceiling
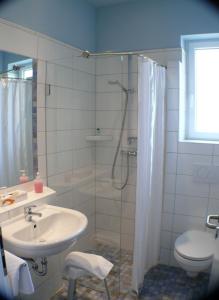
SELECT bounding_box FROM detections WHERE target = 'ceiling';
[87,0,137,7]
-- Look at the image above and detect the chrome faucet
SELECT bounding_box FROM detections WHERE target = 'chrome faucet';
[24,205,42,222]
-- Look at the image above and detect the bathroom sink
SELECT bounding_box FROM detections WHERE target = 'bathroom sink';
[2,204,88,258]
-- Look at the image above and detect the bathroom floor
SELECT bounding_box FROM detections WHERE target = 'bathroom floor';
[51,244,209,300]
[140,264,209,300]
[52,242,137,300]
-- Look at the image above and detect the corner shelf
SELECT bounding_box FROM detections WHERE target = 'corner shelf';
[86,135,113,142]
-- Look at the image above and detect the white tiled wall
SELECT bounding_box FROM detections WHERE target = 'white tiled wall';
[44,44,96,255]
[95,55,138,251]
[0,18,96,300]
[161,57,219,267]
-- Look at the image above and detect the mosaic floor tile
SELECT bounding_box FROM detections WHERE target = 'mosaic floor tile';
[139,264,210,300]
[51,244,210,300]
[51,243,135,300]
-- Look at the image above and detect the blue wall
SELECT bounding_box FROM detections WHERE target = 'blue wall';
[0,0,96,51]
[96,0,219,51]
[0,0,219,52]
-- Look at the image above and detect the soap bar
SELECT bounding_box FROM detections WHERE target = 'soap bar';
[2,198,15,206]
[7,190,27,202]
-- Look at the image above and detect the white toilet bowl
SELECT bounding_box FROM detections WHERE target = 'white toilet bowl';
[174,230,215,277]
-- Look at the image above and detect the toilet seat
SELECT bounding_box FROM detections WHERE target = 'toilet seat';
[175,230,214,261]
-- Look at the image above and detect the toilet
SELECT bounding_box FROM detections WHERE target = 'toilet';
[174,230,215,277]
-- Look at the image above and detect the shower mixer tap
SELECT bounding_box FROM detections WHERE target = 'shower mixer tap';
[121,150,137,157]
[128,136,137,145]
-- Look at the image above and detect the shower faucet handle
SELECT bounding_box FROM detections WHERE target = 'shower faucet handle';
[128,136,137,144]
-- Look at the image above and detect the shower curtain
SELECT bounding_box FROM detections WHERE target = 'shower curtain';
[0,79,33,187]
[132,57,166,292]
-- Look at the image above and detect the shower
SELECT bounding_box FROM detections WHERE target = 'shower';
[108,80,133,190]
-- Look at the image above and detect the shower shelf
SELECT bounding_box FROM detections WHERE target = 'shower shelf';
[86,135,113,142]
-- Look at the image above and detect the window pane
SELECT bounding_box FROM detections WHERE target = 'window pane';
[23,69,33,79]
[195,48,219,133]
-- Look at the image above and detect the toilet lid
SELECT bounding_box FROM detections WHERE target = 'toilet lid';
[175,230,215,261]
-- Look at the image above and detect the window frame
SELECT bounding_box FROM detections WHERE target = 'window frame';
[186,39,219,141]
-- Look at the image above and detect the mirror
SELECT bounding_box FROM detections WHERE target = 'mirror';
[0,50,37,188]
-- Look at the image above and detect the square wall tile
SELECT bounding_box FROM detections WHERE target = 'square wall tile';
[96,56,123,75]
[167,110,179,132]
[178,142,213,155]
[176,174,209,197]
[96,180,121,201]
[163,193,175,213]
[210,183,219,200]
[159,248,170,265]
[96,214,120,233]
[96,197,121,217]
[162,213,173,231]
[96,92,122,111]
[207,198,219,215]
[121,234,134,251]
[38,36,73,67]
[167,67,179,89]
[160,230,172,249]
[96,111,122,129]
[166,132,178,153]
[122,184,136,203]
[174,195,208,217]
[122,202,136,219]
[173,214,205,233]
[167,88,179,110]
[164,174,176,194]
[121,218,135,235]
[177,154,212,176]
[165,153,177,174]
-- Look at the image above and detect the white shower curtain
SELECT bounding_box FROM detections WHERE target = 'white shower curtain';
[0,79,33,187]
[132,57,166,292]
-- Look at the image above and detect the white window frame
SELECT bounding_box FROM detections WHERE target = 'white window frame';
[186,39,219,141]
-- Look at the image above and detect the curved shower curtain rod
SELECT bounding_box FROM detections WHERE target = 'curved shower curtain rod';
[81,50,167,68]
[0,64,32,81]
[0,64,21,76]
[0,65,32,81]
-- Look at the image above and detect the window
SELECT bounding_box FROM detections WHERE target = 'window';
[183,36,219,141]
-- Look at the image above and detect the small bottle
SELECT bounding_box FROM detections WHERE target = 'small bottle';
[19,170,29,184]
[34,172,43,193]
[96,128,101,135]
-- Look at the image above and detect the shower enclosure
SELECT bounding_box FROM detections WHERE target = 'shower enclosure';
[44,48,165,299]
[45,51,138,297]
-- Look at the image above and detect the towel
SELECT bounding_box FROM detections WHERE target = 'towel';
[5,251,34,296]
[64,252,113,280]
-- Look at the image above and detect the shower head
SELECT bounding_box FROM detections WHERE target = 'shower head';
[108,80,128,93]
[81,50,90,58]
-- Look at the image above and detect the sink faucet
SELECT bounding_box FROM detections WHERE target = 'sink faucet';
[24,205,42,222]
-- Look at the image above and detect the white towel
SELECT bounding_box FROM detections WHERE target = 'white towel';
[64,252,113,280]
[5,251,34,296]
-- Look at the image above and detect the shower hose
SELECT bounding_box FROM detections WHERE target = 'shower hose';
[111,89,130,190]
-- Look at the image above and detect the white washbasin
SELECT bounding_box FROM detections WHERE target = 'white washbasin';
[2,204,88,258]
